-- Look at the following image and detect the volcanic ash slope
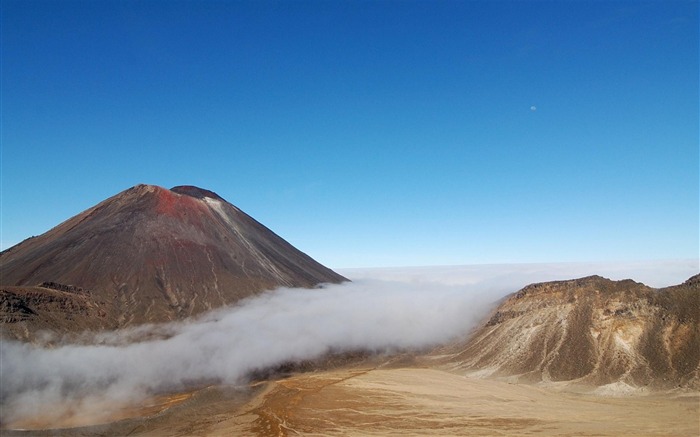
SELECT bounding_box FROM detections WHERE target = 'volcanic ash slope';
[0,184,346,339]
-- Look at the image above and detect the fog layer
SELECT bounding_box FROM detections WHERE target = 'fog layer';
[1,278,496,427]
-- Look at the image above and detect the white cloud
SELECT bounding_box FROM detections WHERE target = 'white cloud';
[338,259,698,288]
[0,278,497,427]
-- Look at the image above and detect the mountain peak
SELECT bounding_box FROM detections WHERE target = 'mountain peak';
[116,184,228,217]
[170,185,225,202]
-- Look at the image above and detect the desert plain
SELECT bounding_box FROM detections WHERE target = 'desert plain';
[5,359,698,437]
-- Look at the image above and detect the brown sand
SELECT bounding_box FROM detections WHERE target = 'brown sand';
[4,367,698,436]
[231,367,699,437]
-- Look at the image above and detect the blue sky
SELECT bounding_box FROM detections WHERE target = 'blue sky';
[1,0,698,268]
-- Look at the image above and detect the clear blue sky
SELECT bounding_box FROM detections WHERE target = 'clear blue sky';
[1,0,698,268]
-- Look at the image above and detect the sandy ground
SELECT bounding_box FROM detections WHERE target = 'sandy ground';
[5,366,698,437]
[232,367,699,437]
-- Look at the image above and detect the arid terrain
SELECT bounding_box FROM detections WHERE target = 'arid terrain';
[209,366,698,437]
[439,274,700,390]
[3,362,698,436]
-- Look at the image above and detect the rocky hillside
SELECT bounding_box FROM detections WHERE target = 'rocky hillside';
[0,184,346,340]
[440,275,700,390]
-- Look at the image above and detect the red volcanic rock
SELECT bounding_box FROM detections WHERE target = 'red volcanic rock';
[0,184,347,334]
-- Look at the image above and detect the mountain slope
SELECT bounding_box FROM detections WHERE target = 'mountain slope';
[0,184,346,337]
[440,275,700,390]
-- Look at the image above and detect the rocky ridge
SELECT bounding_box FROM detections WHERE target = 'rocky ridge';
[439,274,700,390]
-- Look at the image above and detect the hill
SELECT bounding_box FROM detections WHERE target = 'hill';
[438,274,700,390]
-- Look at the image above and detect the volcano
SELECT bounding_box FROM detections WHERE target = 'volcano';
[0,184,347,338]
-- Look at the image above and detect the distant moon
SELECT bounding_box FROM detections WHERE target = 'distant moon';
[530,106,537,112]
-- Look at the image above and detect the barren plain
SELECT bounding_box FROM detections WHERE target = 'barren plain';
[5,363,698,437]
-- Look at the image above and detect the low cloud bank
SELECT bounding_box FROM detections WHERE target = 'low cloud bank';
[0,278,498,428]
[339,259,699,288]
[2,260,695,428]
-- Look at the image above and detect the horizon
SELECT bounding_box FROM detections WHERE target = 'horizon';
[1,181,697,278]
[2,0,698,269]
[337,259,700,289]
